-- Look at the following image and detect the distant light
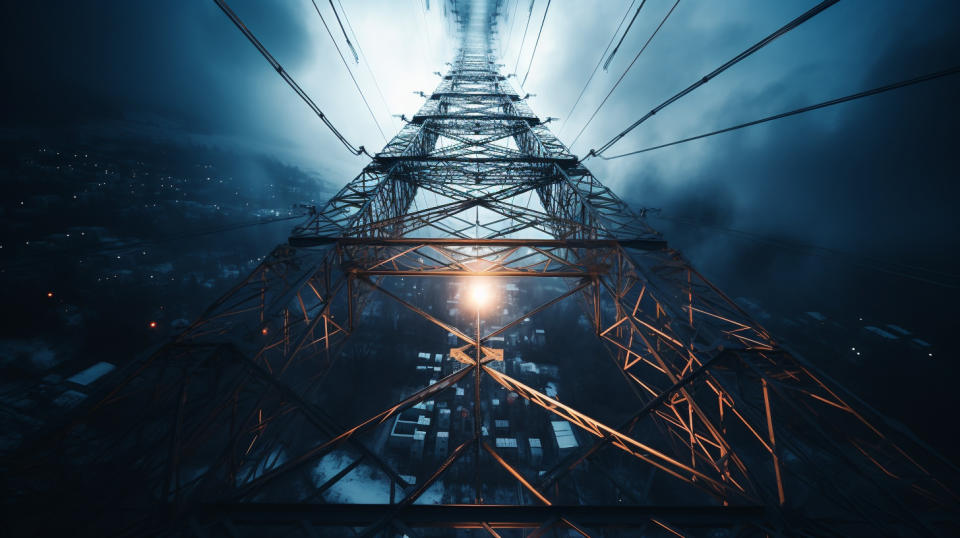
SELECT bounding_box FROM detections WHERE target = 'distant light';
[851,347,855,351]
[261,328,269,335]
[469,280,491,308]
[148,321,158,328]
[856,352,861,356]
[47,292,53,298]
[929,353,933,357]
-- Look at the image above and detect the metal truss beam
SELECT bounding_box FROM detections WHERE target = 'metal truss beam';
[190,503,769,528]
[13,4,958,537]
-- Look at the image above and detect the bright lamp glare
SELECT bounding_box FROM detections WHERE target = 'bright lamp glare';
[469,281,490,307]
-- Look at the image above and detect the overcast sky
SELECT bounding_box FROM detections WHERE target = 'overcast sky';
[2,0,959,328]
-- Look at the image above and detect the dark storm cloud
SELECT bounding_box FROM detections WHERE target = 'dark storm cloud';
[639,27,960,252]
[625,24,960,291]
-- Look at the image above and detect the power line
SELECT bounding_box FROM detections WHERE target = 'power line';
[652,214,960,289]
[335,0,398,129]
[212,0,370,157]
[327,0,358,63]
[309,0,388,143]
[416,0,434,58]
[597,65,960,159]
[503,0,521,54]
[559,0,637,136]
[520,0,551,87]
[603,0,646,71]
[512,0,535,76]
[568,0,679,149]
[586,0,841,157]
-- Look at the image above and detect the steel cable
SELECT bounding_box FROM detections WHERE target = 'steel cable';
[212,0,370,157]
[569,0,679,149]
[503,0,522,53]
[512,0,536,75]
[559,0,637,136]
[603,0,647,71]
[310,0,388,143]
[597,65,960,159]
[585,0,842,157]
[327,0,358,63]
[520,0,551,88]
[335,0,398,129]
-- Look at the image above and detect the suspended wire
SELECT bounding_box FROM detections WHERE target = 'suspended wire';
[603,0,646,71]
[309,0,388,143]
[652,214,960,289]
[503,0,522,54]
[335,0,398,130]
[520,0,551,87]
[586,0,842,157]
[416,0,434,57]
[327,0,358,63]
[212,0,370,157]
[569,0,679,149]
[559,0,637,136]
[1,214,303,273]
[598,65,960,159]
[512,0,536,75]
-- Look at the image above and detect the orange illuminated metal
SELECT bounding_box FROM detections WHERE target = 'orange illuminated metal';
[28,24,960,537]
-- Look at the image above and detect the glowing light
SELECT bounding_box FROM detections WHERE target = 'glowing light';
[261,328,269,335]
[148,321,158,328]
[469,280,491,308]
[47,292,53,298]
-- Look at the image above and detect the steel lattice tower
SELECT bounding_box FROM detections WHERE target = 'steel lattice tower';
[8,2,958,536]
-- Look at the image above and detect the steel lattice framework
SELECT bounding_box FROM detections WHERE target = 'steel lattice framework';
[8,2,959,537]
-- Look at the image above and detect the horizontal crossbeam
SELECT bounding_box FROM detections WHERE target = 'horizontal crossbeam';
[192,503,769,528]
[373,155,578,165]
[412,114,539,124]
[289,237,667,250]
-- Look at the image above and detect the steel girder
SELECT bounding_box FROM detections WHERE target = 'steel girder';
[10,6,959,537]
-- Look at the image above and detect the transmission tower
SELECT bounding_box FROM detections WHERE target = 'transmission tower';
[7,1,958,536]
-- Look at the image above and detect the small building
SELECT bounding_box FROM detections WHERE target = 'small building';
[551,420,579,457]
[411,430,426,459]
[438,408,451,429]
[66,362,115,387]
[533,329,546,346]
[435,430,449,456]
[529,437,543,465]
